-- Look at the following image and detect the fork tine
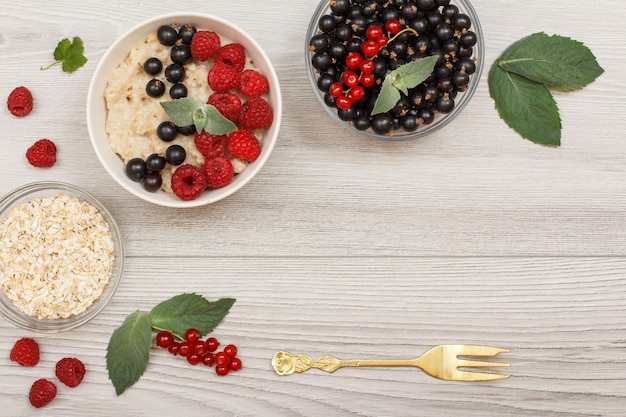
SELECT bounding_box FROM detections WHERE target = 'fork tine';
[456,359,510,368]
[456,345,509,357]
[456,370,510,382]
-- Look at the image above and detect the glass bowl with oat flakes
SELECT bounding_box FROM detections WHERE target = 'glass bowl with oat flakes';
[0,182,124,332]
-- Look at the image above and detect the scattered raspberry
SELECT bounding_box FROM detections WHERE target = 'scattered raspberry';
[26,138,57,168]
[238,96,273,130]
[208,62,241,93]
[29,379,57,408]
[9,337,40,367]
[194,130,228,160]
[207,92,242,122]
[7,86,34,117]
[190,30,221,61]
[171,164,206,201]
[239,69,269,97]
[215,43,246,72]
[203,156,234,189]
[55,357,86,388]
[227,128,262,162]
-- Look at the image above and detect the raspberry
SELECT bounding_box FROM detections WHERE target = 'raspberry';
[208,62,240,93]
[26,139,57,168]
[7,86,33,117]
[55,357,86,388]
[203,156,234,189]
[29,379,57,408]
[238,96,273,130]
[238,69,269,97]
[207,92,242,122]
[194,130,228,160]
[190,30,221,61]
[215,43,246,72]
[9,337,40,366]
[171,164,206,201]
[227,128,262,162]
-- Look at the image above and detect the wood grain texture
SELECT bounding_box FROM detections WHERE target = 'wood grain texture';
[1,0,625,416]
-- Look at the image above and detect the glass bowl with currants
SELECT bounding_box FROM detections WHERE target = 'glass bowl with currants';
[306,0,484,141]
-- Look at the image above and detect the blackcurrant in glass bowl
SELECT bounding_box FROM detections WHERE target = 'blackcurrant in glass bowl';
[306,0,484,141]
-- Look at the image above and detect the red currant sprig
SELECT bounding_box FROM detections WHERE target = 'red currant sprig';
[154,328,243,376]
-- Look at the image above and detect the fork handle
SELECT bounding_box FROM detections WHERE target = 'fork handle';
[272,351,417,375]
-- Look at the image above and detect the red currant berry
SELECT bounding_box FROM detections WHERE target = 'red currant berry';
[329,82,344,98]
[229,357,243,371]
[202,353,216,366]
[360,73,376,88]
[155,331,174,348]
[215,365,229,376]
[341,70,359,88]
[193,340,208,356]
[345,51,363,70]
[360,40,380,57]
[187,353,201,365]
[168,342,181,355]
[223,344,238,359]
[336,95,352,111]
[347,85,366,103]
[360,59,375,74]
[366,25,384,41]
[178,341,193,357]
[377,37,389,47]
[185,328,200,343]
[385,19,402,35]
[215,351,230,367]
[206,337,220,352]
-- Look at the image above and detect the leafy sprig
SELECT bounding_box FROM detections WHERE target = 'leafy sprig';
[40,36,88,73]
[106,294,236,395]
[489,32,604,146]
[161,98,237,135]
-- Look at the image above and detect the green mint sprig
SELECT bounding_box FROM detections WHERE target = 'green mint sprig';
[489,32,604,146]
[160,98,237,135]
[40,36,88,73]
[372,55,438,115]
[106,294,236,396]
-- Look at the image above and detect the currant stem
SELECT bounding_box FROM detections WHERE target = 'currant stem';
[40,61,61,71]
[388,27,419,43]
[151,325,184,341]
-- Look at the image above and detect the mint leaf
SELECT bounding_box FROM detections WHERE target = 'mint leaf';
[160,98,202,127]
[489,63,561,146]
[372,55,437,115]
[149,294,236,337]
[106,311,152,396]
[203,104,237,135]
[41,36,88,73]
[498,32,604,91]
[193,107,207,134]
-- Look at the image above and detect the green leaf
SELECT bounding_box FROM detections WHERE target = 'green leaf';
[106,311,152,396]
[149,294,236,337]
[193,107,207,134]
[45,36,88,73]
[203,104,238,135]
[371,55,437,115]
[160,98,202,127]
[498,32,604,90]
[488,62,561,146]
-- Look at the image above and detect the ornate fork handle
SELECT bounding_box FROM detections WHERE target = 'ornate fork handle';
[272,351,414,375]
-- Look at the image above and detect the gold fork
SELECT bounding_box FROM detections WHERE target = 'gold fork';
[272,345,510,381]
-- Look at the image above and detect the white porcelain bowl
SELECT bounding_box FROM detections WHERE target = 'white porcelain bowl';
[87,13,282,208]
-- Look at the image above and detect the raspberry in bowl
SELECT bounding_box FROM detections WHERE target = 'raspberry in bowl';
[87,13,281,207]
[306,0,484,141]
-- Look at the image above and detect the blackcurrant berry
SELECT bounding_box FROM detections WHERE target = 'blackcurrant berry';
[157,121,178,142]
[442,4,459,21]
[353,116,372,131]
[334,23,353,42]
[125,158,147,182]
[143,57,163,75]
[318,14,336,33]
[312,52,332,71]
[456,57,476,75]
[170,83,188,99]
[171,43,192,65]
[329,42,348,60]
[309,34,330,53]
[418,107,435,124]
[165,145,186,165]
[330,0,351,15]
[145,79,165,98]
[143,172,163,192]
[145,153,166,172]
[417,0,436,10]
[452,71,470,88]
[165,63,186,83]
[178,124,196,136]
[337,106,356,121]
[436,94,455,113]
[401,115,419,132]
[317,73,335,92]
[157,25,179,46]
[371,113,394,135]
[179,24,197,45]
[435,23,455,41]
[453,13,472,31]
[460,31,478,48]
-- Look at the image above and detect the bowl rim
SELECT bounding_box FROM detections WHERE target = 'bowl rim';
[0,181,124,332]
[87,12,282,208]
[305,0,485,141]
